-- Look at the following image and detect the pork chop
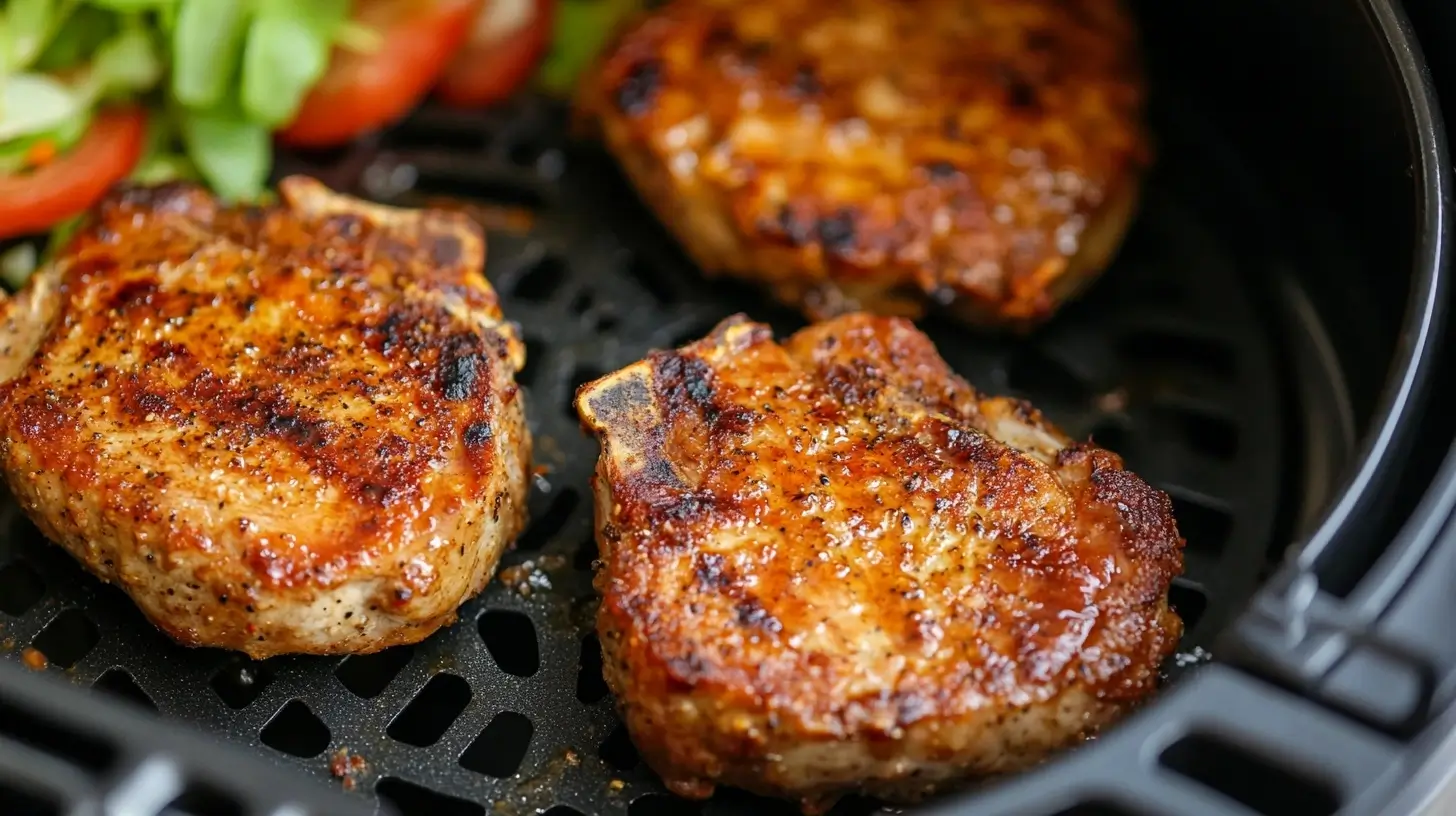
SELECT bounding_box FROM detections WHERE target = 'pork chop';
[575,313,1182,809]
[0,177,531,657]
[579,0,1149,328]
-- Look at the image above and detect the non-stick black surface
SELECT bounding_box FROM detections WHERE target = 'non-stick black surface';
[0,94,1354,816]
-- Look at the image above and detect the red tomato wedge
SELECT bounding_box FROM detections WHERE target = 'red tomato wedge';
[0,107,146,241]
[278,0,483,148]
[436,0,554,108]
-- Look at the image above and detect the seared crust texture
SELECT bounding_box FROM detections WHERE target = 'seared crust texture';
[576,314,1182,808]
[0,177,531,657]
[579,0,1149,328]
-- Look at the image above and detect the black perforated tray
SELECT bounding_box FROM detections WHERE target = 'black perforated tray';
[0,93,1358,816]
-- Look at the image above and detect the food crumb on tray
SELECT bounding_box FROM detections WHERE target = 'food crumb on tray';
[498,556,566,597]
[330,747,369,790]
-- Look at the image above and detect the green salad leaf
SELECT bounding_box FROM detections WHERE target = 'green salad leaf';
[33,5,117,73]
[0,73,84,141]
[130,151,196,184]
[87,0,179,10]
[0,106,91,174]
[179,103,268,202]
[129,103,196,184]
[1,0,68,72]
[91,20,163,96]
[240,0,347,126]
[294,0,352,37]
[171,0,248,109]
[537,0,640,95]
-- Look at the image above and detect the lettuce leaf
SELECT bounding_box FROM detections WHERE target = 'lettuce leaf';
[1,0,75,72]
[90,20,162,96]
[32,3,111,72]
[0,73,84,141]
[240,0,347,126]
[537,0,640,95]
[179,103,269,201]
[171,0,248,109]
[0,106,91,174]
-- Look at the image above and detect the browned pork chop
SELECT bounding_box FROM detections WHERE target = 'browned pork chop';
[576,313,1182,810]
[580,0,1149,328]
[0,177,531,657]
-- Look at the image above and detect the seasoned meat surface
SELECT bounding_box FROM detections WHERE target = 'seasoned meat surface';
[580,0,1148,328]
[576,314,1182,809]
[0,177,531,657]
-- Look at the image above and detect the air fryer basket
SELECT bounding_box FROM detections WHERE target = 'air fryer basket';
[0,1,1447,815]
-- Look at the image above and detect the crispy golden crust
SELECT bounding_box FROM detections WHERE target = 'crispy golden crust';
[576,314,1182,808]
[0,177,531,657]
[579,0,1149,328]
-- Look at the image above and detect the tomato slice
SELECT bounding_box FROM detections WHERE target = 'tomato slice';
[278,0,483,148]
[436,0,554,108]
[0,107,146,241]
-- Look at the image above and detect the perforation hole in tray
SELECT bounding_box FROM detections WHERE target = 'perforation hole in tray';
[513,255,569,302]
[1168,579,1209,631]
[519,336,546,387]
[93,668,156,711]
[823,796,883,816]
[0,783,61,816]
[1155,405,1239,462]
[1100,260,1187,307]
[1168,493,1234,556]
[460,710,534,777]
[377,777,485,816]
[1051,804,1145,816]
[632,793,704,816]
[1008,346,1093,405]
[0,694,116,772]
[211,656,275,710]
[571,291,595,315]
[577,634,609,703]
[0,561,44,616]
[1088,417,1132,455]
[517,488,581,551]
[1116,331,1237,387]
[1159,732,1340,816]
[335,645,414,699]
[508,141,554,172]
[413,168,547,210]
[594,310,622,332]
[480,610,541,677]
[260,700,331,759]
[575,530,600,571]
[388,673,472,748]
[622,253,681,305]
[163,784,245,816]
[380,125,488,153]
[599,723,641,771]
[31,608,99,669]
[703,790,801,816]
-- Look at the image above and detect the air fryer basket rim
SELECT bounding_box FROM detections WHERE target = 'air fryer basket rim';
[1221,0,1453,686]
[1268,0,1452,584]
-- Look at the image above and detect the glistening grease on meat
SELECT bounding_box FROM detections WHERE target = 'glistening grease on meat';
[579,0,1149,328]
[576,314,1183,811]
[0,177,531,657]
